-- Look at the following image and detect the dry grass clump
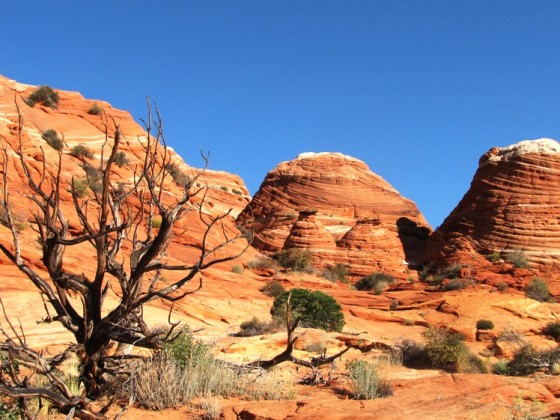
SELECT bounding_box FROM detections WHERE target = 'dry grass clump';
[237,317,282,337]
[127,330,292,411]
[347,359,392,399]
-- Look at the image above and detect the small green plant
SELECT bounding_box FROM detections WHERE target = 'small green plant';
[151,217,162,229]
[486,252,501,263]
[505,249,529,269]
[25,85,59,109]
[231,265,243,274]
[542,322,560,342]
[525,277,552,302]
[422,329,487,373]
[41,129,63,151]
[271,288,345,332]
[87,103,103,115]
[71,144,94,159]
[322,263,350,283]
[476,319,494,330]
[347,359,392,399]
[273,248,313,272]
[492,359,509,375]
[259,280,285,298]
[355,272,395,294]
[237,317,282,337]
[71,178,89,198]
[113,151,129,167]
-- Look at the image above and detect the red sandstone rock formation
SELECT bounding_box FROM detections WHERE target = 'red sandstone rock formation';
[427,139,560,295]
[237,152,431,277]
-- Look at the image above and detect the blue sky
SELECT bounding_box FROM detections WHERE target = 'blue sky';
[3,1,560,227]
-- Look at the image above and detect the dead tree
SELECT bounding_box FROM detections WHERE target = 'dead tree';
[0,98,249,407]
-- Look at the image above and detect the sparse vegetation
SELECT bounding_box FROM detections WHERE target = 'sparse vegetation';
[274,248,313,272]
[166,162,190,187]
[505,249,529,269]
[443,263,464,279]
[87,103,103,115]
[486,252,501,263]
[237,317,282,337]
[322,263,350,283]
[542,322,560,342]
[506,344,560,376]
[25,85,59,109]
[151,217,162,229]
[231,265,243,274]
[71,178,89,198]
[442,277,472,291]
[259,279,285,298]
[271,288,345,332]
[525,277,552,302]
[355,272,395,294]
[247,255,277,271]
[347,359,392,399]
[476,319,494,330]
[41,129,63,150]
[114,151,129,167]
[71,144,94,159]
[497,282,508,292]
[422,329,487,373]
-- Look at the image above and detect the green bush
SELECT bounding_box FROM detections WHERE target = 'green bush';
[231,265,243,274]
[323,263,350,283]
[355,272,395,294]
[71,144,94,159]
[492,359,509,375]
[237,317,282,337]
[274,248,313,272]
[506,344,560,376]
[422,329,486,373]
[347,359,392,399]
[542,322,560,342]
[476,319,494,330]
[271,288,345,332]
[87,103,103,115]
[41,129,63,151]
[525,278,552,302]
[25,85,59,109]
[487,252,501,263]
[259,280,285,298]
[505,249,529,269]
[396,339,430,369]
[71,178,89,198]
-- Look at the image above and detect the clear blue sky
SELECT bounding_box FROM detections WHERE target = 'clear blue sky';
[3,1,560,227]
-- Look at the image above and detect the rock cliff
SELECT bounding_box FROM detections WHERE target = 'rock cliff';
[237,152,431,277]
[427,139,560,293]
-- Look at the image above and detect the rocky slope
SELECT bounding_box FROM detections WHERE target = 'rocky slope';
[427,139,560,295]
[237,152,431,277]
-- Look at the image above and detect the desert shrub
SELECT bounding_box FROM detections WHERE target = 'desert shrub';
[87,103,103,115]
[492,359,509,375]
[259,280,285,298]
[443,263,463,279]
[355,272,395,294]
[303,340,327,354]
[231,265,243,274]
[113,151,129,167]
[422,329,486,373]
[274,248,313,272]
[487,252,501,263]
[496,329,524,344]
[71,178,89,198]
[0,401,20,420]
[442,278,472,291]
[220,186,228,191]
[237,317,282,337]
[247,256,277,271]
[41,129,63,151]
[166,163,190,187]
[347,359,392,399]
[25,85,59,109]
[128,330,292,409]
[476,319,494,330]
[497,282,508,292]
[83,163,103,193]
[323,263,350,283]
[71,144,94,159]
[271,288,345,332]
[151,217,162,229]
[542,322,560,342]
[505,249,529,269]
[396,339,430,368]
[525,278,552,302]
[506,344,560,376]
[0,208,29,232]
[232,189,243,195]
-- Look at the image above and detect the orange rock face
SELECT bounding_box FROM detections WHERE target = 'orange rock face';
[427,139,560,294]
[237,152,431,277]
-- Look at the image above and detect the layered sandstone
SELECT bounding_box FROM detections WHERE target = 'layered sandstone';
[237,152,431,276]
[428,139,560,290]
